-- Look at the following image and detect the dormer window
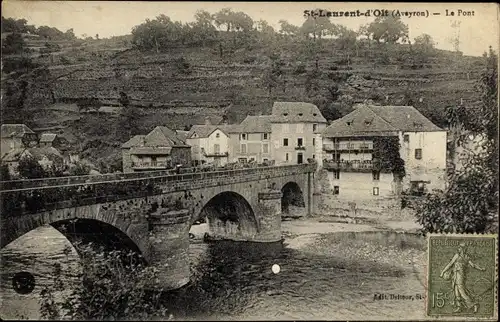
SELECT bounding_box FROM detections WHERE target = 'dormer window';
[298,113,303,116]
[313,113,317,116]
[413,122,423,128]
[283,113,288,116]
[346,121,352,126]
[215,133,220,138]
[364,120,372,126]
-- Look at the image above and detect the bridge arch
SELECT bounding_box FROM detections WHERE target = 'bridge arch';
[1,206,149,261]
[281,181,305,214]
[195,191,259,240]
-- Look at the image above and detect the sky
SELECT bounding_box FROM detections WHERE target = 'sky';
[2,1,499,57]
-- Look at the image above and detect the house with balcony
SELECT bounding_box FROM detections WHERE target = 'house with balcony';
[270,102,328,165]
[319,104,447,199]
[228,115,273,164]
[185,118,234,167]
[121,126,191,173]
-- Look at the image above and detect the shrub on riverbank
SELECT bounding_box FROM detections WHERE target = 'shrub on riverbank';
[39,242,170,320]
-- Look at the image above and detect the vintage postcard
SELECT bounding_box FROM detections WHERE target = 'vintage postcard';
[1,1,498,321]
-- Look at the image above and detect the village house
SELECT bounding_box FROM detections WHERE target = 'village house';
[318,104,447,199]
[185,117,234,167]
[1,124,39,158]
[270,102,328,165]
[228,114,273,164]
[1,146,65,177]
[121,126,191,173]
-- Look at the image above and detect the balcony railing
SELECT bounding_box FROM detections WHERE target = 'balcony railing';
[132,161,171,169]
[295,146,306,151]
[323,160,381,173]
[323,143,374,151]
[203,151,229,157]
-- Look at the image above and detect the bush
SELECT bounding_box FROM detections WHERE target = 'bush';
[39,242,170,320]
[293,63,306,75]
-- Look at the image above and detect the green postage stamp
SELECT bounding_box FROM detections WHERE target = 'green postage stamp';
[427,234,498,319]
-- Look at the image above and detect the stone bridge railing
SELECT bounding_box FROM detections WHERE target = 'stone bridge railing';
[1,164,315,217]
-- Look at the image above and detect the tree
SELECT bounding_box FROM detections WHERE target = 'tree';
[413,34,436,65]
[278,20,299,37]
[39,243,169,320]
[300,12,332,40]
[2,32,26,55]
[17,155,46,179]
[415,48,498,234]
[367,16,408,43]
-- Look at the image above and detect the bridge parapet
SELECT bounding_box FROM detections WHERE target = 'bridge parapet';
[1,164,315,217]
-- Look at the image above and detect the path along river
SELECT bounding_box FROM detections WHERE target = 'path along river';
[1,218,427,320]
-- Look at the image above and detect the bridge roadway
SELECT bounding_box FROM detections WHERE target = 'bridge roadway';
[0,164,317,290]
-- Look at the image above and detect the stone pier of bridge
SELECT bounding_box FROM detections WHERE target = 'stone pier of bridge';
[146,188,284,290]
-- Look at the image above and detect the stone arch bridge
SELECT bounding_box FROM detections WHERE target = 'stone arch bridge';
[0,164,316,290]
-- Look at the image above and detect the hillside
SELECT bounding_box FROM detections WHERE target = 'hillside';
[2,33,486,169]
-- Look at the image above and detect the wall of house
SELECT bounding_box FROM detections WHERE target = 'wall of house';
[326,171,395,200]
[271,123,326,165]
[399,131,447,192]
[232,132,272,163]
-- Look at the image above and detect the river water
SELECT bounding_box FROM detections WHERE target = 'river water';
[0,223,427,320]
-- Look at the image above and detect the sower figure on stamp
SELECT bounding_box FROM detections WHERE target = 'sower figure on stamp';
[440,242,486,313]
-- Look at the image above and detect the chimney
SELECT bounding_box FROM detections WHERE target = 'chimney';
[205,116,211,125]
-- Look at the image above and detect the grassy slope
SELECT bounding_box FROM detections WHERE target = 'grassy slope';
[6,35,485,168]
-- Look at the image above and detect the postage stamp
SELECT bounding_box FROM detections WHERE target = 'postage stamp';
[426,234,498,319]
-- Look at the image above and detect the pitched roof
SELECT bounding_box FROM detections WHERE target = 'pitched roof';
[144,126,187,147]
[322,104,443,138]
[175,130,189,142]
[187,124,236,138]
[270,102,327,123]
[121,135,146,148]
[367,105,443,132]
[1,124,35,138]
[39,133,57,143]
[235,115,272,133]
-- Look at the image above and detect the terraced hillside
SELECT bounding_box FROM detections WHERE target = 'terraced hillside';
[3,36,486,169]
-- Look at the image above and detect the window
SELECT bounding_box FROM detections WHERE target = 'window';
[372,171,380,181]
[263,133,269,140]
[415,148,422,160]
[404,134,409,143]
[298,113,303,116]
[283,138,289,146]
[313,154,315,159]
[373,187,379,196]
[313,124,318,132]
[333,170,340,179]
[241,133,247,140]
[313,138,315,146]
[215,133,220,138]
[151,156,157,166]
[263,143,269,154]
[285,153,289,161]
[240,144,247,154]
[297,138,303,146]
[214,144,220,153]
[263,158,268,163]
[333,186,340,195]
[238,158,247,163]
